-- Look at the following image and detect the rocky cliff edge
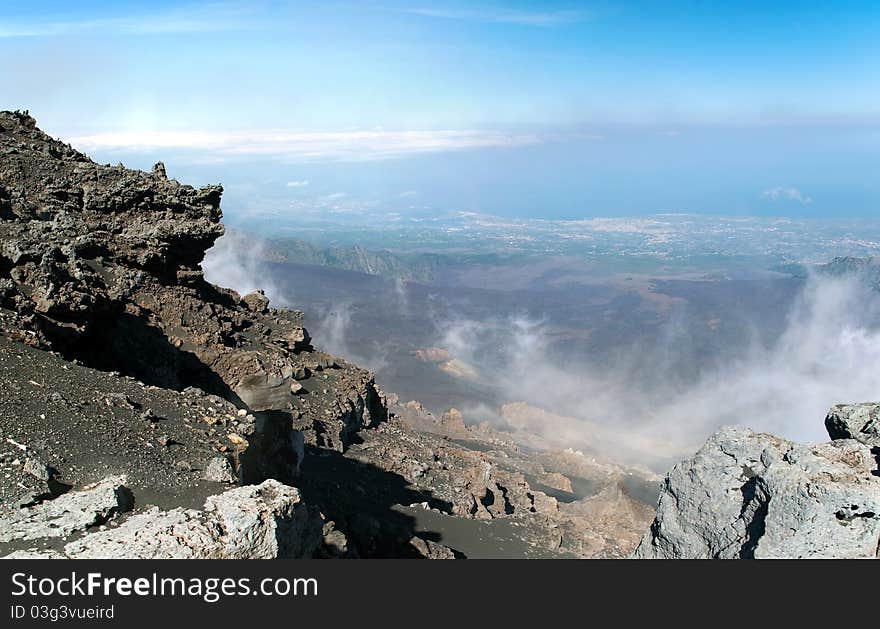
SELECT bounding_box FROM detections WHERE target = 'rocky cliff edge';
[0,110,386,471]
[0,112,657,559]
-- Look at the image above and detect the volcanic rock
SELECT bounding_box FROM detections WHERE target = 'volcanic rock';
[204,456,237,483]
[632,423,880,559]
[7,479,322,559]
[0,475,133,543]
[825,402,880,447]
[0,111,385,485]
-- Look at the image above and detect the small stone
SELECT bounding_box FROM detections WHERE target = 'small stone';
[825,403,880,447]
[23,457,53,481]
[101,393,135,409]
[226,433,248,448]
[241,290,270,313]
[203,457,236,483]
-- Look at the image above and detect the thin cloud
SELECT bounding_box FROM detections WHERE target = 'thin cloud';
[65,128,542,162]
[286,180,310,188]
[0,2,258,38]
[403,7,586,27]
[763,186,813,204]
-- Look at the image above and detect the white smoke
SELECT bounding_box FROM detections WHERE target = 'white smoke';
[392,277,409,314]
[664,273,880,441]
[203,234,389,372]
[306,302,390,373]
[202,231,280,299]
[433,272,880,465]
[311,304,352,357]
[204,231,880,467]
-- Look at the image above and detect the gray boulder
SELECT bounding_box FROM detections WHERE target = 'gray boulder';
[64,508,216,559]
[825,403,880,447]
[633,426,880,559]
[0,475,133,543]
[23,457,54,481]
[241,290,270,313]
[203,456,237,483]
[409,537,459,559]
[53,479,322,559]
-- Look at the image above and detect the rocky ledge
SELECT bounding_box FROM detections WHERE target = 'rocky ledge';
[0,110,384,481]
[4,478,323,559]
[632,403,880,559]
[0,111,386,558]
[0,111,658,559]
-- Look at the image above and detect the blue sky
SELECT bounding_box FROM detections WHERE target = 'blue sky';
[2,1,879,219]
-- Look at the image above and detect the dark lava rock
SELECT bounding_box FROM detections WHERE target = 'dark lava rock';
[0,111,386,483]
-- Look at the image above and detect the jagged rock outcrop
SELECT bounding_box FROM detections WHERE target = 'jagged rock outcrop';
[3,478,322,559]
[0,111,385,492]
[0,476,132,543]
[408,537,459,559]
[825,403,880,447]
[304,398,657,558]
[0,111,657,559]
[349,415,554,520]
[633,413,880,559]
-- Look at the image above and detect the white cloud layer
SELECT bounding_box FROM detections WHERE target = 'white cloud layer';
[435,273,880,466]
[0,2,257,38]
[65,129,541,162]
[403,7,586,27]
